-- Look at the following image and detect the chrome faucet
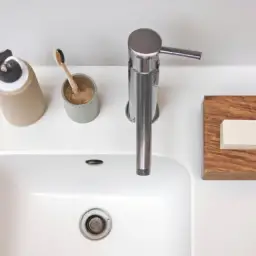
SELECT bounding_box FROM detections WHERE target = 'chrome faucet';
[126,28,202,176]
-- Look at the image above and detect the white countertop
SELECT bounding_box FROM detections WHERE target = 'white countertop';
[1,66,256,256]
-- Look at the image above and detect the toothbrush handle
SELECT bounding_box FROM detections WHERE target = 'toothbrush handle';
[62,64,79,94]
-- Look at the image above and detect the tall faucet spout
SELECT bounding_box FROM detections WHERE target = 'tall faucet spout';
[136,73,153,176]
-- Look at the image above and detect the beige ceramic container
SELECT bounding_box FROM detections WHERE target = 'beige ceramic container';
[0,58,46,126]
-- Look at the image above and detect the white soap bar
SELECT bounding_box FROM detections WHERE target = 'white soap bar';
[221,120,256,149]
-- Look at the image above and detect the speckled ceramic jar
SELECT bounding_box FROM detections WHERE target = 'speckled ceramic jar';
[61,74,100,123]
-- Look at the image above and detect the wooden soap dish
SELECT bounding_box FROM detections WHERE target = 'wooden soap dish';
[203,96,256,180]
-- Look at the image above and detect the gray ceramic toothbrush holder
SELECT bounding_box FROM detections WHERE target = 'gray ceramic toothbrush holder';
[61,73,100,123]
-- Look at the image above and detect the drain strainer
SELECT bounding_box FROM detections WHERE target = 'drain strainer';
[79,208,112,240]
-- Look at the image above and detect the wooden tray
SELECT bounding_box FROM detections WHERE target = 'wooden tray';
[203,96,256,180]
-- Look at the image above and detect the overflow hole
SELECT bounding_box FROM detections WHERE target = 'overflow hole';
[85,159,103,165]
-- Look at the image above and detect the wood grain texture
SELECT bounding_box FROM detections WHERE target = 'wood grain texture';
[204,96,256,180]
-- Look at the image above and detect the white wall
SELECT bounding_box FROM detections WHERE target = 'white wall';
[1,0,255,65]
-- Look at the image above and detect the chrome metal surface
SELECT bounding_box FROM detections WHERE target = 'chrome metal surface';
[128,28,162,56]
[160,46,202,59]
[125,103,159,123]
[127,28,202,175]
[79,208,112,240]
[87,216,105,234]
[136,72,153,175]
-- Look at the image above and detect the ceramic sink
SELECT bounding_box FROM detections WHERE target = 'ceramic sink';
[0,154,190,256]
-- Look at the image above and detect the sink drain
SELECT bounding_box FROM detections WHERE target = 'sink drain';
[79,208,112,240]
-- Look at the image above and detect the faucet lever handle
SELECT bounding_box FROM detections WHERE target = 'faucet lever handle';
[160,46,202,60]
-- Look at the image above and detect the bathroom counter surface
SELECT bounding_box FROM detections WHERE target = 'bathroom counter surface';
[1,66,256,256]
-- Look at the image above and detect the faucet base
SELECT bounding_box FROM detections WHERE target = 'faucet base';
[125,102,160,123]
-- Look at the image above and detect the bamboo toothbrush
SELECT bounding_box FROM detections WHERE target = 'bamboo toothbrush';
[54,49,79,94]
[54,49,93,104]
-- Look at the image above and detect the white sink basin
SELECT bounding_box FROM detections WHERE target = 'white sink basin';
[0,154,190,256]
